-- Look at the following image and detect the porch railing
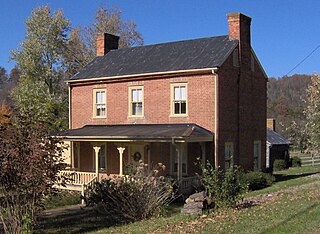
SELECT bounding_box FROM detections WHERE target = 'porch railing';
[180,176,201,193]
[59,170,97,185]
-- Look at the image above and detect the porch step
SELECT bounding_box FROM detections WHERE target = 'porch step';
[54,183,83,192]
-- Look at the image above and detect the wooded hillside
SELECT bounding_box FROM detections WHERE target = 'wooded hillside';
[267,74,311,146]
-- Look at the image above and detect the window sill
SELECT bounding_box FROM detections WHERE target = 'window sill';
[128,115,145,119]
[92,116,107,119]
[169,114,189,118]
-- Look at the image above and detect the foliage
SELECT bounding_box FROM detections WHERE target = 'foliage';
[11,78,68,130]
[11,5,70,130]
[267,74,311,151]
[64,5,144,77]
[0,66,20,105]
[304,74,320,151]
[0,103,12,127]
[42,190,81,210]
[0,112,66,233]
[242,171,273,191]
[290,156,302,167]
[88,6,143,55]
[200,162,247,209]
[273,159,286,171]
[85,162,174,223]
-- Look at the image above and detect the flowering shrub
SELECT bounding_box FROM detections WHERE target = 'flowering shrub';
[84,162,175,222]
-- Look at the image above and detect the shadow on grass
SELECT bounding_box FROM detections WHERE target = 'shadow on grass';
[35,203,183,234]
[273,171,320,183]
[35,207,122,234]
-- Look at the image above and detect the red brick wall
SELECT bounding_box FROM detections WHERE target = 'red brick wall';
[79,142,93,172]
[218,49,267,171]
[70,74,216,132]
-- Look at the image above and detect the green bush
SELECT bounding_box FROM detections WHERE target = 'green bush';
[290,156,302,167]
[273,159,286,171]
[42,190,81,210]
[243,171,273,191]
[200,162,247,209]
[84,162,175,223]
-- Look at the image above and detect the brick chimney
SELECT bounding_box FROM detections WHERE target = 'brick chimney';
[96,33,120,56]
[227,13,251,47]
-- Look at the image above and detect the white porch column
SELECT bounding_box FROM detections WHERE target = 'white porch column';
[117,147,125,176]
[93,146,101,178]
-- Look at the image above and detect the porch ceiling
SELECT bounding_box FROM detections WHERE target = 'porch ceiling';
[54,124,214,142]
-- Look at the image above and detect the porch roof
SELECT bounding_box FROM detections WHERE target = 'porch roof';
[54,124,214,142]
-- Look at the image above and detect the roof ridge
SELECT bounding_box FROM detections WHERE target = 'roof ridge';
[108,35,230,53]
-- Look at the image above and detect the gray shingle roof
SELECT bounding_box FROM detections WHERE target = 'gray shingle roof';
[54,124,213,142]
[69,35,238,81]
[267,128,291,146]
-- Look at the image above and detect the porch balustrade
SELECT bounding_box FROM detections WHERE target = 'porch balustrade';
[60,170,97,185]
[180,176,201,193]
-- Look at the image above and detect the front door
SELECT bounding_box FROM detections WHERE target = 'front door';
[127,144,145,172]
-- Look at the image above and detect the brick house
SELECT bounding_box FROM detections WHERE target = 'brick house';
[57,13,267,192]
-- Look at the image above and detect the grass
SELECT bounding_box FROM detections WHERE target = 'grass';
[36,166,320,233]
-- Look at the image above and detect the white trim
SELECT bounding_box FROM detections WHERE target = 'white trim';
[68,86,72,129]
[67,67,219,84]
[170,83,188,117]
[92,88,107,118]
[128,86,144,118]
[214,72,219,168]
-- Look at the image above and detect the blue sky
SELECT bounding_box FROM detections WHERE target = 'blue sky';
[0,0,319,78]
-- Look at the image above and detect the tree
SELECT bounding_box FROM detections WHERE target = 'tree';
[64,5,144,77]
[0,111,66,233]
[11,5,70,130]
[304,74,320,151]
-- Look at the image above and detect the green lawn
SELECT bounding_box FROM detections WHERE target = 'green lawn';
[36,166,320,234]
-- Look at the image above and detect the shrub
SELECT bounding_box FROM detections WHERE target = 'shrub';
[84,162,175,223]
[273,159,286,171]
[290,156,302,167]
[243,171,273,191]
[200,162,247,209]
[42,190,81,210]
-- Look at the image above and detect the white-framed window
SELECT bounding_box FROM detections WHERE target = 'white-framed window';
[254,140,261,171]
[93,89,106,117]
[129,86,144,117]
[225,142,234,169]
[171,83,187,116]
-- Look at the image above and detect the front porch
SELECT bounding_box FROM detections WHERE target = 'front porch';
[55,124,214,195]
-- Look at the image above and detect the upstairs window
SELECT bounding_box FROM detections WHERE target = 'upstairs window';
[93,89,106,117]
[171,83,187,116]
[129,86,144,117]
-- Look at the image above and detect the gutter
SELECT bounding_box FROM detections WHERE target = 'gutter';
[66,67,219,84]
